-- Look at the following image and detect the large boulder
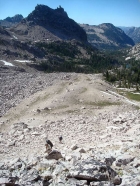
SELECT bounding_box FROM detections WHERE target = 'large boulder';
[0,177,16,186]
[68,158,121,184]
[115,155,135,166]
[45,150,63,160]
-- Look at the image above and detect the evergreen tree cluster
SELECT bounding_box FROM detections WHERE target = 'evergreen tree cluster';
[104,58,140,90]
[35,41,118,73]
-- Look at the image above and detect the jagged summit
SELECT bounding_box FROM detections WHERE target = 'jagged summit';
[0,14,23,27]
[24,4,68,25]
[5,14,23,23]
[12,4,87,42]
[28,4,68,20]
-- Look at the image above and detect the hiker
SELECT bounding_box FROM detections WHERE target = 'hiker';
[59,136,63,143]
[45,139,53,153]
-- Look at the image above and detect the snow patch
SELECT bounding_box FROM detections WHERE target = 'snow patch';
[13,35,18,39]
[14,60,32,63]
[125,57,131,61]
[0,60,14,66]
[34,40,40,43]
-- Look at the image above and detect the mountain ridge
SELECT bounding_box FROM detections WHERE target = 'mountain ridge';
[0,14,23,27]
[119,26,140,44]
[80,23,135,50]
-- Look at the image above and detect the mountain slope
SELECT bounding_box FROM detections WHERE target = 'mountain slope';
[121,27,140,44]
[10,5,87,43]
[0,71,139,185]
[80,23,135,50]
[0,14,23,28]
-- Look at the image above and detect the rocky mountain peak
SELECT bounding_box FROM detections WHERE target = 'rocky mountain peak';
[55,5,68,17]
[4,14,23,23]
[0,14,23,28]
[99,23,114,28]
[11,4,87,42]
[26,4,68,24]
[99,23,124,34]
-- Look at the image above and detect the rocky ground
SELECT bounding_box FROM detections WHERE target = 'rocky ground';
[0,63,77,117]
[0,64,140,186]
[126,43,140,60]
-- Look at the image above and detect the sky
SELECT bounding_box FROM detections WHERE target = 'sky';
[0,0,140,27]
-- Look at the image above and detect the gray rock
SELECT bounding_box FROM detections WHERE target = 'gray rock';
[68,158,118,182]
[66,178,87,185]
[90,181,112,186]
[46,150,63,160]
[136,182,140,186]
[71,144,78,150]
[12,122,28,130]
[79,148,86,153]
[21,169,41,184]
[65,155,72,161]
[113,175,122,185]
[0,177,17,186]
[105,156,116,166]
[38,159,57,169]
[132,159,140,168]
[116,155,135,166]
[41,170,52,181]
[8,141,15,146]
[0,162,5,169]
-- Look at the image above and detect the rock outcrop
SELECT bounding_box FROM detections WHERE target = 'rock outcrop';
[125,43,140,61]
[0,155,121,185]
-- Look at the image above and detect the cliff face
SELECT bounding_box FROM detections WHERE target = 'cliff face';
[80,23,135,50]
[11,5,87,43]
[126,43,140,61]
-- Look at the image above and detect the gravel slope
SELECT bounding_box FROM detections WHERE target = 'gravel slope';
[0,66,140,185]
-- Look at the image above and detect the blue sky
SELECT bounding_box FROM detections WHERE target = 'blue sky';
[0,0,140,27]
